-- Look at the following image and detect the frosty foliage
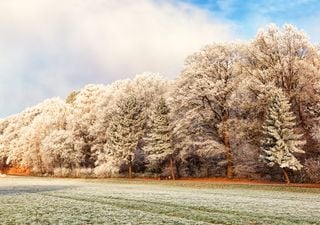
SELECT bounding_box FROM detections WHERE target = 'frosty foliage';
[1,98,73,173]
[304,157,320,183]
[170,43,242,177]
[246,24,319,94]
[41,130,81,172]
[243,24,320,130]
[143,97,173,172]
[102,94,145,167]
[240,24,320,179]
[261,91,305,171]
[68,84,108,168]
[0,24,319,181]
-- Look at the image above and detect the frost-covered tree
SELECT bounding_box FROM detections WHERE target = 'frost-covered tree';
[73,74,170,171]
[1,23,320,182]
[0,119,11,169]
[1,105,43,168]
[0,98,73,174]
[143,97,175,179]
[171,43,241,178]
[244,24,320,156]
[41,130,82,173]
[130,73,171,110]
[69,84,107,168]
[260,91,305,183]
[306,82,320,146]
[103,94,145,178]
[245,24,319,96]
[19,98,72,173]
[92,74,170,174]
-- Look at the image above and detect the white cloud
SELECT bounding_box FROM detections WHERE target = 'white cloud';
[0,0,235,117]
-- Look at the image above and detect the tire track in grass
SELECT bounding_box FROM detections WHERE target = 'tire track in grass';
[39,192,316,225]
[99,196,320,225]
[0,193,209,225]
[39,192,237,225]
[94,195,319,225]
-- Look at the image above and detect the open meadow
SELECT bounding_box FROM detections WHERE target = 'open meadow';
[0,176,319,225]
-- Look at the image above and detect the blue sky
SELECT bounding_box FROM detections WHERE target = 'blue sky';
[0,0,319,118]
[184,0,320,40]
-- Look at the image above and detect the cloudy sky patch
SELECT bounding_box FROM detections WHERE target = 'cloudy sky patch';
[0,0,319,117]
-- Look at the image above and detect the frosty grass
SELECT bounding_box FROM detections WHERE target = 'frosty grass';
[0,176,319,225]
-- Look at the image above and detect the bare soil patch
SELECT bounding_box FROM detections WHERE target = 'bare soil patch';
[139,177,320,188]
[0,167,30,176]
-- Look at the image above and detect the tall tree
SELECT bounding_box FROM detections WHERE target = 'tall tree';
[69,84,107,168]
[103,95,145,178]
[21,98,71,173]
[260,91,305,184]
[41,130,82,173]
[144,97,175,179]
[244,24,320,156]
[171,43,241,178]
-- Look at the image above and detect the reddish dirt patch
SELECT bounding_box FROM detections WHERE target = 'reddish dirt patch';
[178,177,320,188]
[179,177,280,184]
[0,171,319,188]
[139,177,320,188]
[1,167,31,176]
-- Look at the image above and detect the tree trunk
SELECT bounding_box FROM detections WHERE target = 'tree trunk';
[203,96,233,178]
[170,158,175,180]
[223,113,233,179]
[127,154,133,179]
[282,168,290,184]
[36,150,44,174]
[175,159,181,178]
[224,132,233,179]
[128,161,132,179]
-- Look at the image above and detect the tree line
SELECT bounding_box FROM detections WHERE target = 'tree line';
[0,24,319,183]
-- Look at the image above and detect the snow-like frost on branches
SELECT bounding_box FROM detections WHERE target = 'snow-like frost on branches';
[260,90,305,171]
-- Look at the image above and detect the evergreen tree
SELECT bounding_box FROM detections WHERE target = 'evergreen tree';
[144,97,175,179]
[104,95,145,178]
[260,91,305,183]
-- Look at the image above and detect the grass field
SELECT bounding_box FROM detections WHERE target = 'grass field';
[0,176,319,225]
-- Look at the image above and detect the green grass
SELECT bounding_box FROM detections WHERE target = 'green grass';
[0,176,319,224]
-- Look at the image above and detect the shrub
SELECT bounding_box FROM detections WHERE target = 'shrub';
[304,157,320,183]
[94,163,119,178]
